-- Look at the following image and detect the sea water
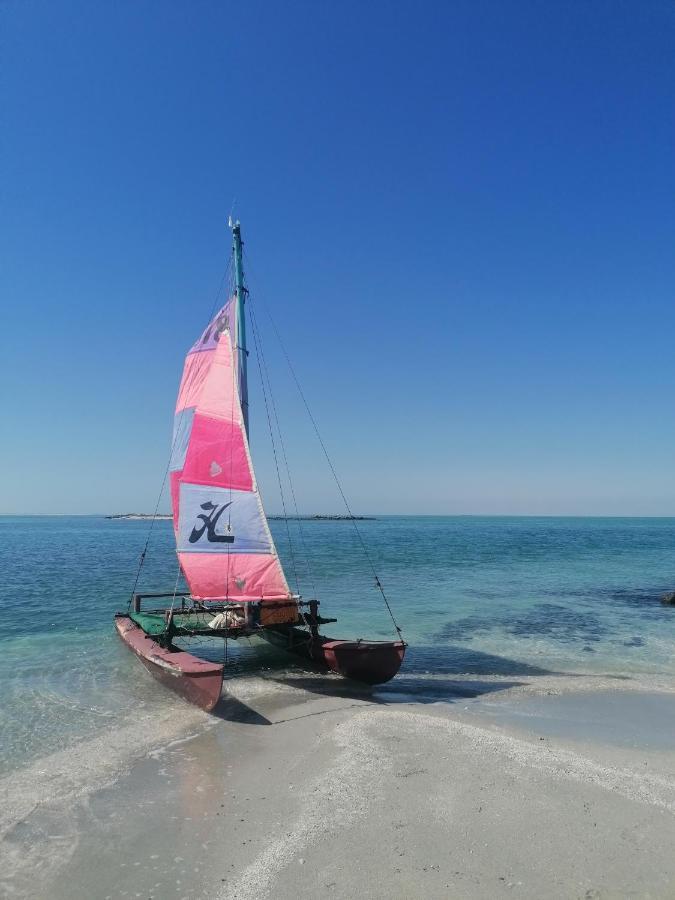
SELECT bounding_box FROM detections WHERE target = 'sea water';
[2,515,675,776]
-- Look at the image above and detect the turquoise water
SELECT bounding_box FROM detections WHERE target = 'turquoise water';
[2,515,675,775]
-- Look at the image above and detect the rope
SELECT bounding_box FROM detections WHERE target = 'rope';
[165,563,184,640]
[243,255,404,641]
[248,294,302,597]
[248,301,318,603]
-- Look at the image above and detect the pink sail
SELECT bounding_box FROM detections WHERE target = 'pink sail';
[170,301,291,602]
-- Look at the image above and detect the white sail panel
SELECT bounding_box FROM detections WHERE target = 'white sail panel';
[177,483,273,554]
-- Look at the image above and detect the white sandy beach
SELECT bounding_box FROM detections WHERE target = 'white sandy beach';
[3,671,675,899]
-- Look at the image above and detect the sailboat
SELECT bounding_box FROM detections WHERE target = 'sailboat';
[114,220,406,711]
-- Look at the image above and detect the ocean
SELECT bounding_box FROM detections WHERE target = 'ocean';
[2,515,675,778]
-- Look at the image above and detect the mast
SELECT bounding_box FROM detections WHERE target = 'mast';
[231,219,249,438]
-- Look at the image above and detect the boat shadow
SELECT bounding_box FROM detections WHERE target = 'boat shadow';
[210,693,275,725]
[266,672,525,706]
[210,643,572,725]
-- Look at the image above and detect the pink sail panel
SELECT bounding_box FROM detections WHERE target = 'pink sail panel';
[176,299,236,413]
[181,416,252,493]
[178,552,289,601]
[175,350,215,412]
[170,303,290,602]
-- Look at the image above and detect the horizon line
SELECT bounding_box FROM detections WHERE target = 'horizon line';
[4,512,675,519]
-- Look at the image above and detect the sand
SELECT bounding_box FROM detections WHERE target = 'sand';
[3,671,675,899]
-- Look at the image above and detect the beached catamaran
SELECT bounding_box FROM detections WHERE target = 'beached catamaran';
[115,220,405,710]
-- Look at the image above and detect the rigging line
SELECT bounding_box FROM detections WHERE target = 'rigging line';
[249,302,301,596]
[251,303,316,598]
[248,298,302,598]
[169,562,183,616]
[248,299,318,602]
[248,302,315,636]
[242,252,403,640]
[128,258,233,605]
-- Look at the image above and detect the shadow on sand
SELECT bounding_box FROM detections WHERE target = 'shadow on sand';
[211,642,565,725]
[210,694,274,725]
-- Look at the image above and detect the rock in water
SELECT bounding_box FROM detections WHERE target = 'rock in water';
[661,592,675,606]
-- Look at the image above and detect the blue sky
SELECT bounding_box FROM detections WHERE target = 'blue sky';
[3,0,675,515]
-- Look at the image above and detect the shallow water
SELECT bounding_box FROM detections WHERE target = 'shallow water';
[460,689,675,751]
[2,515,675,775]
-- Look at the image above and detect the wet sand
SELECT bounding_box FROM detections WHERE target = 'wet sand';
[3,671,675,899]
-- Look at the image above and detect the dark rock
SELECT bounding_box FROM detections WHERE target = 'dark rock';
[661,592,675,606]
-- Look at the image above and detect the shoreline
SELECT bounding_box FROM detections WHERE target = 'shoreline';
[4,670,675,898]
[105,513,173,520]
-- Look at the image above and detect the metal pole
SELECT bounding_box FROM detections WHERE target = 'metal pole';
[231,221,249,438]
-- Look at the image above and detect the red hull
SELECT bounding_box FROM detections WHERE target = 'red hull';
[114,614,224,711]
[261,626,406,684]
[319,639,406,684]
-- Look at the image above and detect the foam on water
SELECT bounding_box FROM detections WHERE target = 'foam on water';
[2,515,675,777]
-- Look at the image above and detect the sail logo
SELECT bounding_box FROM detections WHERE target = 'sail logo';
[178,484,271,554]
[189,501,234,544]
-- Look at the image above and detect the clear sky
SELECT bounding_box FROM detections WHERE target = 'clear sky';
[3,0,675,515]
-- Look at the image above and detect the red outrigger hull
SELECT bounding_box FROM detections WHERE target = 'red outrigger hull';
[114,614,224,711]
[320,638,406,683]
[261,625,406,685]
